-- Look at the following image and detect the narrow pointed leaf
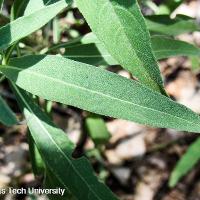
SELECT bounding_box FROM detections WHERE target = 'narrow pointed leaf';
[64,33,200,65]
[0,0,70,50]
[0,95,17,126]
[12,84,118,200]
[151,36,200,59]
[65,43,116,66]
[11,0,65,21]
[76,0,166,94]
[24,0,65,16]
[1,55,200,132]
[169,137,200,187]
[146,14,200,36]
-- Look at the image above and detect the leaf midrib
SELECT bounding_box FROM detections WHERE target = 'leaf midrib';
[96,1,158,85]
[13,85,103,200]
[4,65,200,129]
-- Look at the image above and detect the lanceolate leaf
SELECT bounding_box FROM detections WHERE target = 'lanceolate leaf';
[0,0,70,50]
[63,33,200,65]
[151,36,200,59]
[65,43,116,66]
[24,0,65,16]
[2,55,200,132]
[76,0,166,95]
[0,95,17,126]
[146,15,200,36]
[169,137,200,187]
[11,0,65,20]
[12,84,119,200]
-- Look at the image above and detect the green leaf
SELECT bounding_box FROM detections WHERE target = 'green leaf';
[76,0,166,94]
[12,84,119,200]
[146,14,200,36]
[2,55,200,132]
[0,0,70,50]
[151,36,200,59]
[65,43,116,66]
[11,0,66,20]
[85,114,111,145]
[0,95,17,126]
[24,0,65,16]
[169,137,200,187]
[27,131,45,176]
[63,33,200,65]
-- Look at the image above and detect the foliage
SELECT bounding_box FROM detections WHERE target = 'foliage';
[0,0,199,199]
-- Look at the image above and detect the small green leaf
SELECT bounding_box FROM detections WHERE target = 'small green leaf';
[0,95,17,126]
[146,14,200,36]
[12,84,119,200]
[65,43,116,66]
[76,0,166,94]
[0,0,70,50]
[85,114,111,145]
[169,137,200,187]
[63,33,200,65]
[2,55,200,132]
[24,0,65,16]
[151,35,200,59]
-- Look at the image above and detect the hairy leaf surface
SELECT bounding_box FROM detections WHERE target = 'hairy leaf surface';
[63,33,200,65]
[1,55,200,132]
[151,36,200,59]
[76,0,166,94]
